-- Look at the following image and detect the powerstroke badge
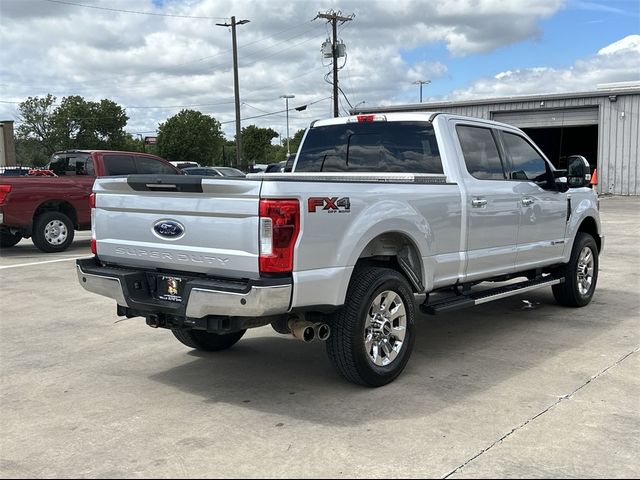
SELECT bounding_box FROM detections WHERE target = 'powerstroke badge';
[308,197,351,213]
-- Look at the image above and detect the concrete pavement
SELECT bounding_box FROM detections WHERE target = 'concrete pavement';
[1,197,638,478]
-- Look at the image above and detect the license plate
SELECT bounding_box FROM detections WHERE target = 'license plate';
[157,275,184,302]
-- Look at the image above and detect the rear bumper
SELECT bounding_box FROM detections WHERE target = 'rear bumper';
[76,258,292,318]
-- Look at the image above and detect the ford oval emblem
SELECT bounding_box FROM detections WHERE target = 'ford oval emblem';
[153,220,185,240]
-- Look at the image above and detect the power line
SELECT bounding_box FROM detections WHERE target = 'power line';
[42,0,227,20]
[220,97,331,124]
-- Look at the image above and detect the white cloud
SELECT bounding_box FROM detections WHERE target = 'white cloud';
[448,34,640,100]
[0,0,567,138]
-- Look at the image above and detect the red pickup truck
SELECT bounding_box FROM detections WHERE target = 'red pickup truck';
[0,150,181,252]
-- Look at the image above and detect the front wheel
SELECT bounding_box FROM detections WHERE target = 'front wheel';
[171,329,246,352]
[326,267,416,387]
[552,232,599,307]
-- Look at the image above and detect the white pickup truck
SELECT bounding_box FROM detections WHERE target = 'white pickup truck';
[77,113,603,386]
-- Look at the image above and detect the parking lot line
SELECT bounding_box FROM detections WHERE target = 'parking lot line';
[0,256,87,270]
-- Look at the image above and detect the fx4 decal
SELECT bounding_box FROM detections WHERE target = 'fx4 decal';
[308,197,351,213]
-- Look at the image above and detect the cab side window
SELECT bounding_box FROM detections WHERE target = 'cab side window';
[103,155,136,176]
[135,156,179,175]
[456,125,505,180]
[501,132,549,182]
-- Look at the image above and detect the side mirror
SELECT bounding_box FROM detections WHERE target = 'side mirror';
[566,155,591,188]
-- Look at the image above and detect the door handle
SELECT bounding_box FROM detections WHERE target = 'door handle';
[522,197,535,207]
[471,198,487,208]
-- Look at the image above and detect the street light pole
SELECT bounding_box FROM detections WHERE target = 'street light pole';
[216,16,250,170]
[136,133,145,153]
[353,100,366,112]
[280,94,295,156]
[413,79,431,103]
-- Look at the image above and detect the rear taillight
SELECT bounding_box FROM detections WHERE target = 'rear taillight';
[259,199,299,273]
[89,193,96,255]
[0,184,11,204]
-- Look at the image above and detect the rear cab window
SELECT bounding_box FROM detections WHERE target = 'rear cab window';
[49,153,94,176]
[295,121,443,174]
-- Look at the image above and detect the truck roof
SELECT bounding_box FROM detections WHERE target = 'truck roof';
[310,112,520,131]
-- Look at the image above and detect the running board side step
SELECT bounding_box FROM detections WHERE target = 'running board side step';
[420,276,564,315]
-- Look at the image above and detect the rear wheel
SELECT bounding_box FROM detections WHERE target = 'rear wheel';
[552,232,599,307]
[0,231,22,248]
[32,211,75,253]
[171,329,246,352]
[326,267,416,387]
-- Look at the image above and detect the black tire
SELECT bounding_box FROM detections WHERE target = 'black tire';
[0,231,22,248]
[171,329,246,352]
[552,232,599,307]
[32,211,75,253]
[326,267,416,387]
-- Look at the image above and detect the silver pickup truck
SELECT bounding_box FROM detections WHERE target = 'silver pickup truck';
[77,113,603,386]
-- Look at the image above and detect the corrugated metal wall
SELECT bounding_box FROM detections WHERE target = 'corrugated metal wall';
[373,93,639,195]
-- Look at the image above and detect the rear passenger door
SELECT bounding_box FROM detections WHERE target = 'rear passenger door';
[498,131,567,269]
[455,123,520,281]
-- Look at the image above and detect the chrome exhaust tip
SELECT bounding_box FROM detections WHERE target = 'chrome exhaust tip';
[288,319,315,343]
[315,323,331,341]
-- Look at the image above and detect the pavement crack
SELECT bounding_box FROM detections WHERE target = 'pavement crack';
[441,346,639,479]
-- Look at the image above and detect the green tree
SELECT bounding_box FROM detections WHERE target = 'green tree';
[15,138,49,166]
[157,110,224,165]
[16,94,58,155]
[51,96,128,150]
[289,128,306,155]
[16,94,129,154]
[241,125,279,165]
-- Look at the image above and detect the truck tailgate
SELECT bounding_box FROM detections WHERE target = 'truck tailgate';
[93,175,261,278]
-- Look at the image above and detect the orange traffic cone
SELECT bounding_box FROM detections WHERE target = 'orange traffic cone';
[590,168,598,186]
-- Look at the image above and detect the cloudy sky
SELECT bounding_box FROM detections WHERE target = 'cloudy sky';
[1,0,638,141]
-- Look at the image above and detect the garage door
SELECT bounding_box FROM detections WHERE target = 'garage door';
[492,107,599,128]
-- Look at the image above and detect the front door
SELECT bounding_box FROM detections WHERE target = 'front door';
[499,131,567,269]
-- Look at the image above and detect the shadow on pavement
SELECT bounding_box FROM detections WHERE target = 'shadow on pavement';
[150,286,621,426]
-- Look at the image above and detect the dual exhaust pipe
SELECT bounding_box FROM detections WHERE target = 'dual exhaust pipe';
[288,319,331,343]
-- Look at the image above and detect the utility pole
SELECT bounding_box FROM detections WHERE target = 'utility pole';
[315,10,353,117]
[216,16,250,170]
[280,94,295,156]
[413,79,431,103]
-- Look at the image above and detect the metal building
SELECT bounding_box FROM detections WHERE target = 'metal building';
[357,85,640,195]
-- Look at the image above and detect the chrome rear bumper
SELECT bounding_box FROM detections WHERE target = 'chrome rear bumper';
[76,258,292,318]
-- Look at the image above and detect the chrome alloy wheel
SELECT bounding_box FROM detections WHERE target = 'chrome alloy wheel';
[364,290,407,367]
[576,246,595,295]
[44,219,68,246]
